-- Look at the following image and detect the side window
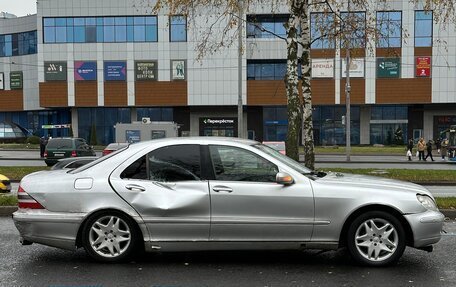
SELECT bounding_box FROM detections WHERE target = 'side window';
[120,155,148,180]
[148,144,201,182]
[209,145,278,182]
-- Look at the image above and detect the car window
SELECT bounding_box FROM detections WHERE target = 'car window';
[46,139,73,149]
[121,155,148,180]
[66,159,93,169]
[209,145,278,182]
[149,145,201,182]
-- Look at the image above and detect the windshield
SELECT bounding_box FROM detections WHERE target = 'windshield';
[253,144,312,174]
[47,139,73,149]
[69,145,128,174]
[264,142,285,151]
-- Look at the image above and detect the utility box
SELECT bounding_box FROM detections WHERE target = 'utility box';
[114,121,178,143]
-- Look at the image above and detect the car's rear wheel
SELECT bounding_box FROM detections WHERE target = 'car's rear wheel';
[347,211,406,266]
[82,211,139,263]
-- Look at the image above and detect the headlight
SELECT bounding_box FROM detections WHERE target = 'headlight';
[416,194,439,212]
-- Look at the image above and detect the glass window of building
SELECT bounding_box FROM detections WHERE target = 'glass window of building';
[0,31,37,57]
[247,14,288,38]
[247,60,301,80]
[169,16,187,42]
[370,105,408,145]
[376,11,402,48]
[310,13,335,49]
[313,106,360,145]
[415,11,432,47]
[43,16,158,44]
[340,12,366,48]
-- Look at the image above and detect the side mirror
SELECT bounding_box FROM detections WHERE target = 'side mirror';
[276,172,294,185]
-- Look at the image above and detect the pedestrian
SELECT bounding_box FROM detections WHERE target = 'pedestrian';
[407,138,414,161]
[441,138,449,160]
[425,139,435,161]
[417,137,426,161]
[39,135,47,158]
[435,138,441,154]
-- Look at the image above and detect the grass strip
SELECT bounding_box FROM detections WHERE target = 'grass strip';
[310,146,408,155]
[0,167,49,180]
[0,194,18,206]
[318,168,456,183]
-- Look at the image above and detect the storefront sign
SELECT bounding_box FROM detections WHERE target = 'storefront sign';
[0,73,4,90]
[126,130,141,143]
[41,124,71,129]
[135,61,157,81]
[104,61,126,81]
[44,61,67,81]
[416,57,431,77]
[202,118,235,125]
[377,58,401,78]
[171,60,186,80]
[311,59,334,78]
[341,58,364,78]
[10,72,23,89]
[75,61,97,81]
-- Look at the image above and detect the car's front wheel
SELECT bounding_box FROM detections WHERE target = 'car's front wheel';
[347,211,406,266]
[82,211,139,263]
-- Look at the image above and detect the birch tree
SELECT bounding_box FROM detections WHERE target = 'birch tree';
[138,0,447,169]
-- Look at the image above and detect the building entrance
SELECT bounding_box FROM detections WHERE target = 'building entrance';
[199,117,237,137]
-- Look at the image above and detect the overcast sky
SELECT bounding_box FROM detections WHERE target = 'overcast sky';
[1,0,37,17]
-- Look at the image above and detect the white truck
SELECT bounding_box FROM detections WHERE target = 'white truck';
[114,120,178,143]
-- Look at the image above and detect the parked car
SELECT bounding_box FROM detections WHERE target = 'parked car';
[51,156,98,170]
[262,141,286,155]
[102,142,129,156]
[0,174,11,193]
[44,138,96,166]
[13,137,443,266]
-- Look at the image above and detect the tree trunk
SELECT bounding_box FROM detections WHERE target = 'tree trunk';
[299,1,315,170]
[284,8,302,162]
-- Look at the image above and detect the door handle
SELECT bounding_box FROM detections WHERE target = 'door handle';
[125,184,145,192]
[212,185,233,193]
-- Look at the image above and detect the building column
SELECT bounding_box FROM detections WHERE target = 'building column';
[360,106,371,144]
[131,107,137,123]
[71,107,78,137]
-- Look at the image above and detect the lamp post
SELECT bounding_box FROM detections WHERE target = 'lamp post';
[345,0,351,162]
[237,1,244,138]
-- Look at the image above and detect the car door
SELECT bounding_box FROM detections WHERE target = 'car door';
[109,144,210,241]
[207,144,314,242]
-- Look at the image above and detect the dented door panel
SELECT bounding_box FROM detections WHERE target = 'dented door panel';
[109,178,210,241]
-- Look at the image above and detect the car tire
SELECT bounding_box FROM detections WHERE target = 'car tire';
[82,211,140,263]
[346,211,406,267]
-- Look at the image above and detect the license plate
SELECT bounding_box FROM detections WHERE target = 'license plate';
[54,153,65,157]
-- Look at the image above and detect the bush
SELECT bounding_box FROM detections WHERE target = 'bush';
[26,135,40,145]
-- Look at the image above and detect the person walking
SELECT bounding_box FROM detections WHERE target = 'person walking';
[39,135,47,158]
[441,138,449,160]
[417,138,426,161]
[425,139,435,161]
[435,138,441,155]
[407,138,414,161]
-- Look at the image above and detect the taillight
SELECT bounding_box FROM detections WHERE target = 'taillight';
[44,151,48,158]
[71,150,77,157]
[102,150,112,156]
[17,185,45,209]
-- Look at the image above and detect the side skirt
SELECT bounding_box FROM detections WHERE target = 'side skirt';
[144,241,339,252]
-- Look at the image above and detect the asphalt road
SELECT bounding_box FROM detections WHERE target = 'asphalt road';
[0,217,455,287]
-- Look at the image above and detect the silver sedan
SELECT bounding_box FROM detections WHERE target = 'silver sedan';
[13,137,444,266]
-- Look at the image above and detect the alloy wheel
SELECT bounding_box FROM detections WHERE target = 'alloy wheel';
[88,215,132,258]
[354,218,399,262]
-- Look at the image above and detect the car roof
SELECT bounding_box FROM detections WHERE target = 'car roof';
[128,137,258,150]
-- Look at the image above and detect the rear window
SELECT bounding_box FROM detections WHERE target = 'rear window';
[47,139,73,149]
[69,145,128,174]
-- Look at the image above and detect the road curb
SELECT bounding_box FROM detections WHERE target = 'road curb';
[1,206,455,219]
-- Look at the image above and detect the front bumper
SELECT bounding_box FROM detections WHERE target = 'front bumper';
[404,210,445,248]
[13,209,85,250]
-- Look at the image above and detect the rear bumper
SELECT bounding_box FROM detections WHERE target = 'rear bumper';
[13,209,85,250]
[404,210,445,248]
